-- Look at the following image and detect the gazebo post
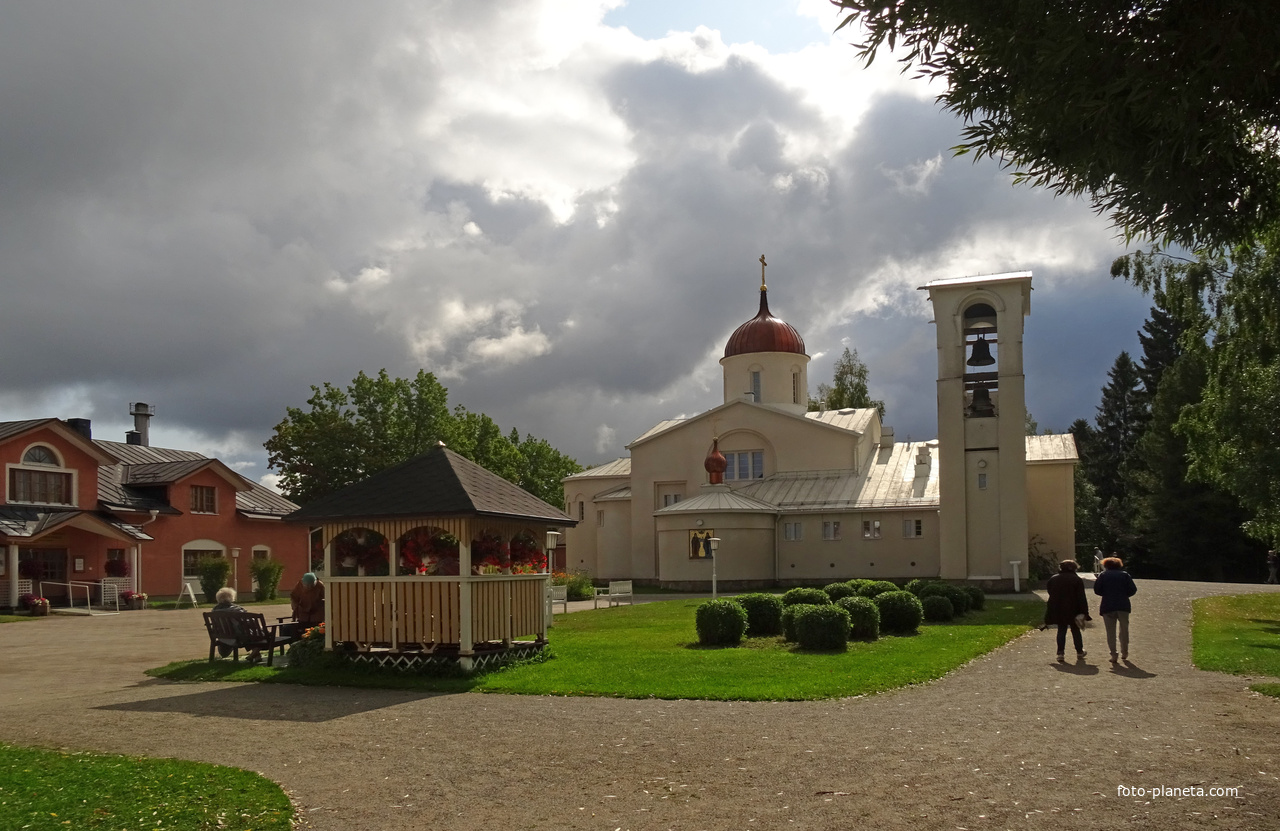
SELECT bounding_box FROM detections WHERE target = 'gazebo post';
[458,533,474,660]
[323,529,334,652]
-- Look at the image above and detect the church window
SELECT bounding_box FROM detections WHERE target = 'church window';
[822,521,841,541]
[751,371,761,402]
[663,494,682,507]
[977,473,988,490]
[862,520,882,539]
[783,521,802,541]
[902,519,923,538]
[724,451,764,480]
[23,446,59,466]
[578,501,585,520]
[792,372,800,405]
[597,510,604,527]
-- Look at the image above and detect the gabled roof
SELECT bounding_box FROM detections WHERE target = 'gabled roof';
[0,419,120,464]
[94,439,297,518]
[628,399,871,449]
[284,445,576,526]
[563,457,632,481]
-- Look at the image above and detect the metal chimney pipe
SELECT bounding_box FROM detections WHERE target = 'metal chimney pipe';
[129,402,155,447]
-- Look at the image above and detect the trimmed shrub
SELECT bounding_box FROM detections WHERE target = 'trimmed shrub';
[823,582,858,602]
[922,594,954,622]
[793,604,851,650]
[904,578,939,596]
[734,593,784,637]
[873,590,924,634]
[857,580,900,599]
[695,599,748,646]
[836,595,880,640]
[782,587,831,607]
[943,585,971,615]
[249,557,286,601]
[844,579,872,595]
[781,606,799,642]
[197,556,233,604]
[963,584,986,611]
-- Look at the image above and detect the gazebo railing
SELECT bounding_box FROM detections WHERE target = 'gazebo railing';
[327,574,548,654]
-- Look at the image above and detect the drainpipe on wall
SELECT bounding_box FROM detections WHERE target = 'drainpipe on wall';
[136,509,160,594]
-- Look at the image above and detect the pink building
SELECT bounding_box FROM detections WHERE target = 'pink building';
[1,407,306,608]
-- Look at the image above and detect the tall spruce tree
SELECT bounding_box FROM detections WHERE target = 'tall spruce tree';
[1087,353,1145,556]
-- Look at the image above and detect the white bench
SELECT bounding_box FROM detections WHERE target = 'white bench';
[548,584,568,614]
[594,580,633,609]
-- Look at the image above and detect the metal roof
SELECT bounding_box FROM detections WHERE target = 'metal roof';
[563,457,632,481]
[593,484,632,501]
[738,441,941,512]
[653,486,778,515]
[1026,433,1078,463]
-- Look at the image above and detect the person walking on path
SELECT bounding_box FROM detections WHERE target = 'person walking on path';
[1045,559,1091,662]
[1266,550,1278,584]
[1093,556,1138,663]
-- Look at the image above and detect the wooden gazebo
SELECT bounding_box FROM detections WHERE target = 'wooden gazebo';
[284,446,576,670]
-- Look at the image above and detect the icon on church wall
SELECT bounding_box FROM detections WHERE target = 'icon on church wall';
[689,530,715,559]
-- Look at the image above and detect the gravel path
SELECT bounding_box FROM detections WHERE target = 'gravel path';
[2,580,1279,830]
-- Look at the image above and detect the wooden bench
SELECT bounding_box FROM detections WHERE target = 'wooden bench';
[594,580,633,609]
[203,611,297,667]
[548,584,569,614]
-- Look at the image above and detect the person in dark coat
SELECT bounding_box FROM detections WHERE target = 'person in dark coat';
[1044,559,1091,662]
[1093,556,1138,662]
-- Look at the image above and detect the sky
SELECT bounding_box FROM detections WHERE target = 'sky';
[0,0,1154,491]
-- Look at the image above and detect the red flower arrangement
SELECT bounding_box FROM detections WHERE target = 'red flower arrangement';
[509,533,547,574]
[470,531,510,574]
[332,529,390,575]
[398,529,459,575]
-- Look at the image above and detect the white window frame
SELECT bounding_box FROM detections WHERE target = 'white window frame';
[724,450,765,481]
[8,443,77,507]
[862,519,882,539]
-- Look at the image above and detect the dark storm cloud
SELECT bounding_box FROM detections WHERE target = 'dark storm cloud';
[0,2,1146,474]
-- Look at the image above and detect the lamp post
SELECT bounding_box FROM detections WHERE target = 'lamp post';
[544,530,561,574]
[709,537,720,598]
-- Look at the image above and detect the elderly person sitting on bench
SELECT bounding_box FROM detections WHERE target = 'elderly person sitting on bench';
[210,587,259,662]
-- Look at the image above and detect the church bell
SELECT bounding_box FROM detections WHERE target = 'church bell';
[966,334,995,367]
[968,385,996,418]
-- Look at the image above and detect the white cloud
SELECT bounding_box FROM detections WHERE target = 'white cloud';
[594,424,617,454]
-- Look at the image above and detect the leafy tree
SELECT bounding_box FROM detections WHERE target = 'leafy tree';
[265,369,581,507]
[832,1,1280,250]
[1116,237,1280,546]
[810,347,885,418]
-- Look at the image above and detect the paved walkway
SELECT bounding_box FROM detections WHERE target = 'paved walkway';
[2,580,1279,830]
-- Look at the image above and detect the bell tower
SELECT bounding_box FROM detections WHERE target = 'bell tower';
[921,272,1032,583]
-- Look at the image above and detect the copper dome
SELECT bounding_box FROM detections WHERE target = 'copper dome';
[723,288,806,358]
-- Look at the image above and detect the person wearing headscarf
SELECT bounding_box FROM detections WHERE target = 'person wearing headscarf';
[290,572,325,632]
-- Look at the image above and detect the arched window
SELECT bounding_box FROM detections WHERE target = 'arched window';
[23,445,59,466]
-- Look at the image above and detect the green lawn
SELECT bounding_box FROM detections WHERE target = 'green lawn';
[1192,593,1280,696]
[0,614,42,624]
[0,742,293,831]
[150,598,1041,701]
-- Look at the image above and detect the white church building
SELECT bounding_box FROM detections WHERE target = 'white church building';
[563,269,1077,590]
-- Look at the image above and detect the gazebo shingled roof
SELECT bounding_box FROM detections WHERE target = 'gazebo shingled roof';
[283,445,576,526]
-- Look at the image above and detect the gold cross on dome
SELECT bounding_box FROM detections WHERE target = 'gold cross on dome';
[759,254,767,290]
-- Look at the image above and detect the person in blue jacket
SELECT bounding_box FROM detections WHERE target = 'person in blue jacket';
[1093,556,1138,663]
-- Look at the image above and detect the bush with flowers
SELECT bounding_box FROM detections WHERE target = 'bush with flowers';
[287,622,340,669]
[121,590,149,609]
[509,532,547,574]
[19,593,50,613]
[551,570,594,601]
